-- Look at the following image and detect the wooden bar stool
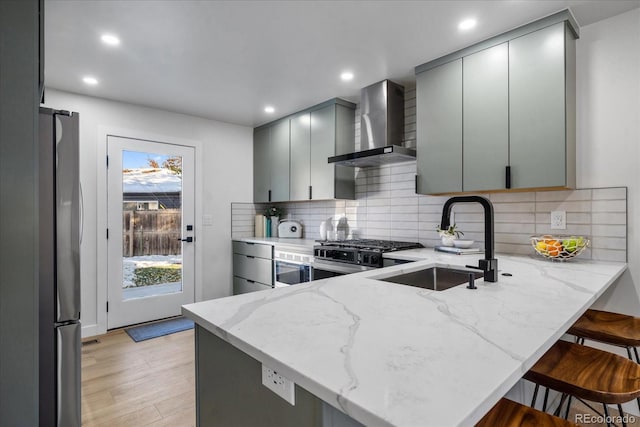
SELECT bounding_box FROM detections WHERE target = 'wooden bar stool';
[476,398,579,426]
[568,309,640,359]
[568,309,640,412]
[524,340,640,427]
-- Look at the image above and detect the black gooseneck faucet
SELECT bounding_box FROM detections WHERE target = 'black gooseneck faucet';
[440,195,498,282]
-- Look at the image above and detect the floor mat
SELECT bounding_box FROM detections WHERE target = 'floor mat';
[125,317,194,342]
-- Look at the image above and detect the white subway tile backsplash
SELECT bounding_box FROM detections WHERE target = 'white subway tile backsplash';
[494,213,536,223]
[591,236,626,250]
[592,212,626,225]
[535,189,591,202]
[592,224,626,237]
[494,202,536,213]
[536,201,592,213]
[591,249,627,263]
[592,187,627,200]
[592,200,626,212]
[495,223,536,234]
[489,192,536,203]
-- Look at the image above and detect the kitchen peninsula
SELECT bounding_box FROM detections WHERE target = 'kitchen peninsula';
[183,252,626,426]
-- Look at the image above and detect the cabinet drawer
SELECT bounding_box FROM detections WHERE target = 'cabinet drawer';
[233,254,272,284]
[233,276,271,295]
[232,241,272,259]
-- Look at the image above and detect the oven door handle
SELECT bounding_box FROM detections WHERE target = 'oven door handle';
[274,258,312,267]
[310,261,373,275]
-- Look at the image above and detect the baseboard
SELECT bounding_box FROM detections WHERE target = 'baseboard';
[81,323,100,339]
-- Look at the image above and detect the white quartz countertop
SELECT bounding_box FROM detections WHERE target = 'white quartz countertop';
[183,251,626,427]
[233,236,317,250]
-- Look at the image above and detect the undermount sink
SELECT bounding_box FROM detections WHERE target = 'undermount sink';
[376,266,484,291]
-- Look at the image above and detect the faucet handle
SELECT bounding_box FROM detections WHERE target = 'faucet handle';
[465,264,483,270]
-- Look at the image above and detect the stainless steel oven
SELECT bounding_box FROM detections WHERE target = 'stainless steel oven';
[273,248,313,287]
[310,259,375,280]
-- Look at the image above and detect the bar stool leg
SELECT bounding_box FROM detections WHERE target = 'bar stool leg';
[617,404,627,427]
[624,346,640,414]
[602,403,611,427]
[542,388,550,412]
[531,383,540,408]
[554,394,568,417]
[564,395,572,419]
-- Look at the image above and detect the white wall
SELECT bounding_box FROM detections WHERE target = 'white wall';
[44,89,253,337]
[576,8,640,314]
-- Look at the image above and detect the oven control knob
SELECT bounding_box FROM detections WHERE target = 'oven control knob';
[371,255,379,265]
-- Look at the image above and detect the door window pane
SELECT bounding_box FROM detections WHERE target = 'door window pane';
[121,150,183,300]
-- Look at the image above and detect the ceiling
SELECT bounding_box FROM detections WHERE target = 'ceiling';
[45,0,640,127]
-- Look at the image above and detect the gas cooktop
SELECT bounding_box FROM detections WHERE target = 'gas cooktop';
[313,239,423,268]
[315,239,423,251]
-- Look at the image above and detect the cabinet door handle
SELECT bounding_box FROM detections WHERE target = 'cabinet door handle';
[505,166,512,189]
[246,279,255,283]
[246,255,255,259]
[268,189,272,202]
[309,185,312,200]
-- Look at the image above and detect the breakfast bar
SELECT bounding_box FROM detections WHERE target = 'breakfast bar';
[183,252,626,426]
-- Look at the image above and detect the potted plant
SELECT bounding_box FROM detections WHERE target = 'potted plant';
[436,224,464,247]
[265,206,284,237]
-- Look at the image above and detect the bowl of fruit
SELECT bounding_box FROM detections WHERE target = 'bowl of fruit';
[530,235,590,260]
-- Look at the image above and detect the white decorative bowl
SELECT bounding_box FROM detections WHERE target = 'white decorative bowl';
[453,239,474,249]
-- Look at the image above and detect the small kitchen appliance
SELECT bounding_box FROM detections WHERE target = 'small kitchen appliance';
[278,220,303,238]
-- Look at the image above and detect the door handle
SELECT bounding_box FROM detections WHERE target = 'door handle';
[178,237,194,243]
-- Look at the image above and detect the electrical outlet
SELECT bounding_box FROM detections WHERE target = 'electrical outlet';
[550,211,566,230]
[261,364,295,405]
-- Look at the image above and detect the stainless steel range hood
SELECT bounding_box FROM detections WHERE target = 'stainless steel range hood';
[329,80,415,167]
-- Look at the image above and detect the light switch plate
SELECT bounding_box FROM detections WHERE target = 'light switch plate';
[550,211,566,230]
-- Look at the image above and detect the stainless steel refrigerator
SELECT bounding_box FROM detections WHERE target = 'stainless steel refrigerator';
[38,107,81,427]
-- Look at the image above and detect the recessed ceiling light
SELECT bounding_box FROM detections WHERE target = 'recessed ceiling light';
[82,76,98,85]
[341,71,354,81]
[264,106,275,114]
[100,34,120,46]
[458,18,477,31]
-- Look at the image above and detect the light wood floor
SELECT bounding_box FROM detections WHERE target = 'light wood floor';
[81,328,195,427]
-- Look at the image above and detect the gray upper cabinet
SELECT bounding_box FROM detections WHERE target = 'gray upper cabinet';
[509,22,575,189]
[463,43,509,192]
[415,11,577,195]
[253,120,290,203]
[289,112,311,200]
[416,59,462,194]
[255,99,355,203]
[253,127,271,203]
[310,104,355,200]
[270,120,291,202]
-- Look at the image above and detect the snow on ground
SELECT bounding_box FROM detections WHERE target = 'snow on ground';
[122,255,182,288]
[123,168,181,193]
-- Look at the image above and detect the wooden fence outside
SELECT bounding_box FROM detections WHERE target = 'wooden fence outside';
[123,209,182,257]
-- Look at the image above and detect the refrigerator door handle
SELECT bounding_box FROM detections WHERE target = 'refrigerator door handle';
[57,323,81,427]
[55,113,81,323]
[79,182,84,245]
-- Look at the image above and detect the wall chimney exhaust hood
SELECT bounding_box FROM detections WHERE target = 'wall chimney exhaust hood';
[328,80,415,168]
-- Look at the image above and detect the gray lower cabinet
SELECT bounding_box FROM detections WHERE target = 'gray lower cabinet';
[253,120,290,203]
[195,325,364,427]
[232,241,273,295]
[415,17,576,194]
[256,99,355,203]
